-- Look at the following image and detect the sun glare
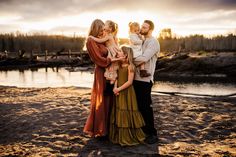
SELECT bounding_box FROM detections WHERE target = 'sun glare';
[0,15,22,25]
[15,10,164,38]
[1,9,234,37]
[94,10,163,38]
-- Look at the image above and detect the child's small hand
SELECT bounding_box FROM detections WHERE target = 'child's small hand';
[113,87,119,95]
[88,35,94,39]
[139,34,145,41]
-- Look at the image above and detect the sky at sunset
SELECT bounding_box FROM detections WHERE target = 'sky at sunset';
[0,0,236,38]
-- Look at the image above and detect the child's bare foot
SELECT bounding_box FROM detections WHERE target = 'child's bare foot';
[140,70,151,77]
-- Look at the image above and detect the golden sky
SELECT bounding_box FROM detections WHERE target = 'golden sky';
[0,0,236,37]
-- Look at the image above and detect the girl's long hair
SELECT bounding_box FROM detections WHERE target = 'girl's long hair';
[121,45,135,72]
[106,20,118,37]
[106,20,119,44]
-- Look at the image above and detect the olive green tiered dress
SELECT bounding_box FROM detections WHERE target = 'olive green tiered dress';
[109,65,146,146]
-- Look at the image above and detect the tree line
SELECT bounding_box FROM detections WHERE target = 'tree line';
[158,28,236,52]
[0,30,236,54]
[0,33,85,54]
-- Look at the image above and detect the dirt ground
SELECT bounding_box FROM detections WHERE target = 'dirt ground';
[0,86,235,157]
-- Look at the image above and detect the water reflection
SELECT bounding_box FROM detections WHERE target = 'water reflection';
[0,67,94,88]
[152,81,236,96]
[0,67,235,96]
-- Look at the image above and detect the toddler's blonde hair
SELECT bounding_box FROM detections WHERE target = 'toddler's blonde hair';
[129,22,140,34]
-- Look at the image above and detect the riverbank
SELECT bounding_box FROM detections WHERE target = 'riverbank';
[0,86,235,156]
[157,51,236,78]
[1,51,236,80]
[0,54,92,71]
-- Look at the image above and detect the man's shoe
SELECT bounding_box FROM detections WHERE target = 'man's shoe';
[95,135,108,141]
[144,135,158,144]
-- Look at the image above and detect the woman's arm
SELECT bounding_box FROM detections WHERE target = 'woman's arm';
[89,35,111,43]
[116,66,134,92]
[86,38,111,68]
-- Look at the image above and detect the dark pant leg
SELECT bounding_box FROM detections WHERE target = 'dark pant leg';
[133,80,157,136]
[103,81,114,135]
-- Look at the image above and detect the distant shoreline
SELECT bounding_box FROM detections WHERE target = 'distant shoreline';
[0,51,236,81]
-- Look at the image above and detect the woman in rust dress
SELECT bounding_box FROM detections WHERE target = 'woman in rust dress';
[83,19,122,137]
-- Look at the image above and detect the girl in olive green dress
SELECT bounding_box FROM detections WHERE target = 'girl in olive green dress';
[109,45,146,146]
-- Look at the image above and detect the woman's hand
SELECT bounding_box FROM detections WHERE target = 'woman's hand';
[109,56,125,62]
[109,46,120,56]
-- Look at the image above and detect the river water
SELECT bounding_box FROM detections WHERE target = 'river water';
[0,67,235,96]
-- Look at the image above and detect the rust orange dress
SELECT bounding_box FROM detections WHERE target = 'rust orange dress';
[83,38,113,137]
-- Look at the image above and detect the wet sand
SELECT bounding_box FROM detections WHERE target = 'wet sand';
[0,86,235,157]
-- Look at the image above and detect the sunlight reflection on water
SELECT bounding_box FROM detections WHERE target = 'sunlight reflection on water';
[0,67,235,96]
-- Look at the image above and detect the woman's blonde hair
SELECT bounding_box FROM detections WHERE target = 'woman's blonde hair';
[129,22,140,33]
[121,45,135,72]
[88,19,104,37]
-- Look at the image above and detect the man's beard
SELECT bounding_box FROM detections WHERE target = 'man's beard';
[140,31,148,35]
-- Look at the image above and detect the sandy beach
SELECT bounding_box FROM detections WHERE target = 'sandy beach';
[0,86,235,157]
